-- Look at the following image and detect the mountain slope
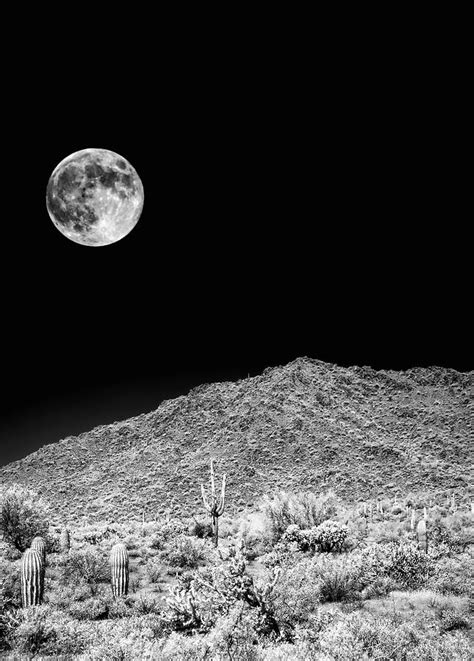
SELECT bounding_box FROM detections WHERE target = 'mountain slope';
[0,358,472,523]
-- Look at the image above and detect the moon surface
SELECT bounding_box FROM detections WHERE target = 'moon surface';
[46,148,144,246]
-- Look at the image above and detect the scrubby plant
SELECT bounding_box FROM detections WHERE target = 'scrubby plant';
[360,541,434,590]
[164,543,280,636]
[68,596,109,621]
[262,490,340,543]
[60,548,109,595]
[162,535,208,570]
[312,520,349,552]
[309,554,363,603]
[191,518,213,539]
[432,554,474,596]
[0,485,49,552]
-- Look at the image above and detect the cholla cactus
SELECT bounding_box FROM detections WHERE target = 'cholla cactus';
[201,459,226,547]
[30,537,46,564]
[417,519,428,553]
[60,528,70,553]
[21,548,44,606]
[110,543,129,597]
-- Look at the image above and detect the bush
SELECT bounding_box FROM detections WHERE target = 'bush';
[164,547,280,636]
[0,558,21,609]
[432,555,474,596]
[271,559,323,637]
[310,555,363,603]
[146,556,163,583]
[0,485,49,552]
[283,521,349,554]
[191,519,213,539]
[68,596,108,621]
[11,607,57,656]
[262,490,340,543]
[60,548,109,594]
[313,520,349,552]
[162,535,207,570]
[360,541,434,590]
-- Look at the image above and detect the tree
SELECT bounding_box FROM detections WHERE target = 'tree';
[0,485,49,552]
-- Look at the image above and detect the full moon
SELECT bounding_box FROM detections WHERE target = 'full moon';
[46,148,144,246]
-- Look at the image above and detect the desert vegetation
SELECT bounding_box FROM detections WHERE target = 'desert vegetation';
[1,482,473,659]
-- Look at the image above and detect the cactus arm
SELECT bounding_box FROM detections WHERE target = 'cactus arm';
[201,484,211,512]
[217,474,226,515]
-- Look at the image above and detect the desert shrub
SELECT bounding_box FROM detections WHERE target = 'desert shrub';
[133,594,162,615]
[146,555,163,583]
[430,514,474,554]
[164,546,280,636]
[314,610,473,661]
[45,583,93,610]
[360,541,434,590]
[78,522,120,546]
[238,514,270,560]
[311,520,349,552]
[68,596,109,621]
[60,547,109,594]
[0,558,21,609]
[310,555,363,603]
[433,598,471,633]
[191,519,213,539]
[11,606,57,656]
[0,485,49,552]
[151,519,188,549]
[271,559,323,637]
[262,490,340,543]
[432,554,474,596]
[162,535,207,570]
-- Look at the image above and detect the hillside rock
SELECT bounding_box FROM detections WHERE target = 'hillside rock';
[0,358,472,523]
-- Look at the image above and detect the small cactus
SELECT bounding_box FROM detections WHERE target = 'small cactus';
[60,528,70,553]
[110,543,129,597]
[21,548,44,606]
[417,519,428,553]
[31,536,47,564]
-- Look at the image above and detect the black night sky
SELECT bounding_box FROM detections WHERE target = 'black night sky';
[0,21,470,467]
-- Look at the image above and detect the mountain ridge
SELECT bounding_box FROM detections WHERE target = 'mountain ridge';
[1,357,472,523]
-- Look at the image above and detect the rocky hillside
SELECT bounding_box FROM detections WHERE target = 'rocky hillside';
[0,358,472,523]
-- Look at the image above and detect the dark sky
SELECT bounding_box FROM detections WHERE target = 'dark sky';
[0,23,470,467]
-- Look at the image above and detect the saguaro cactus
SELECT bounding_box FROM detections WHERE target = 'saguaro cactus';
[410,508,416,531]
[417,519,428,553]
[110,543,129,597]
[60,528,70,553]
[31,536,46,564]
[201,459,226,547]
[21,548,44,606]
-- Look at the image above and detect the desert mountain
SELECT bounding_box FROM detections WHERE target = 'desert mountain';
[0,358,472,523]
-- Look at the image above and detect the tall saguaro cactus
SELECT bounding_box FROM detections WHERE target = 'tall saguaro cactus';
[21,548,44,607]
[110,543,129,597]
[417,519,428,553]
[31,537,47,564]
[201,459,226,547]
